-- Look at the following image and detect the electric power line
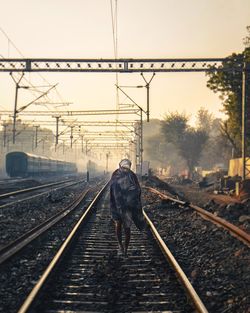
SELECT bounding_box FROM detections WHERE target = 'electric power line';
[110,0,120,111]
[0,26,66,110]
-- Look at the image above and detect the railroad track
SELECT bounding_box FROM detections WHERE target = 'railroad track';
[146,186,250,247]
[0,181,110,313]
[18,184,208,313]
[0,179,109,266]
[0,178,88,211]
[0,188,91,265]
[142,185,250,312]
[0,178,79,200]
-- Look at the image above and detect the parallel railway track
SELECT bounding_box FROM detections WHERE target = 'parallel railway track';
[146,186,250,247]
[2,179,247,312]
[18,183,208,313]
[0,178,87,210]
[0,178,79,200]
[0,187,91,265]
[142,185,250,312]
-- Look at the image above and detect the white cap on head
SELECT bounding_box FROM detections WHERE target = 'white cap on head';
[119,158,131,169]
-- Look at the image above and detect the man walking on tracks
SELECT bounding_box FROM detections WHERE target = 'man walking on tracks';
[110,159,145,257]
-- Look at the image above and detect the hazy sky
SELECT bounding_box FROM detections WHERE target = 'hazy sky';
[0,0,249,125]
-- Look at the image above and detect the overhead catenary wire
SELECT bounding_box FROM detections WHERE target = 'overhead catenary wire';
[110,0,123,154]
[110,0,119,111]
[0,26,66,111]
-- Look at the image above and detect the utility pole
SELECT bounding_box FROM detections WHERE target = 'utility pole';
[10,73,24,144]
[242,61,250,180]
[70,126,74,148]
[62,140,65,154]
[10,75,57,145]
[116,85,146,179]
[42,139,45,154]
[141,73,155,122]
[242,62,246,180]
[34,125,39,148]
[3,123,7,148]
[52,115,61,150]
[106,152,110,172]
[79,135,84,153]
[140,107,143,178]
[85,140,89,156]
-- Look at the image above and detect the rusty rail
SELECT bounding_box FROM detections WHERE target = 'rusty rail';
[146,187,250,247]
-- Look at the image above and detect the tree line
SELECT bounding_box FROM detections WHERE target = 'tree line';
[145,26,250,178]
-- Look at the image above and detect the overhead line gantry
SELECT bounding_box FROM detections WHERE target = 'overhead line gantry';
[0,57,244,72]
[0,108,140,116]
[1,57,249,178]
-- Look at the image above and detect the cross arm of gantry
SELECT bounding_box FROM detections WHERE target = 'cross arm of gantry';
[0,57,247,72]
[0,109,140,116]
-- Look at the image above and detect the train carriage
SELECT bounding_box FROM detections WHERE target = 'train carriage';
[6,151,77,177]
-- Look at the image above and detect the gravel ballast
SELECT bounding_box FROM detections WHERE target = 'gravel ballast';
[143,188,250,313]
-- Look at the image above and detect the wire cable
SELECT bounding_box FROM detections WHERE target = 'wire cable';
[110,0,119,110]
[0,26,66,111]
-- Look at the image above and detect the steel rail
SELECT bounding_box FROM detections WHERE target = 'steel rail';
[0,186,91,265]
[17,181,109,313]
[0,179,86,210]
[144,210,208,313]
[18,181,207,313]
[146,187,250,247]
[0,178,75,200]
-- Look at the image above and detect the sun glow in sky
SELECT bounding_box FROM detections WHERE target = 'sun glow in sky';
[0,0,249,125]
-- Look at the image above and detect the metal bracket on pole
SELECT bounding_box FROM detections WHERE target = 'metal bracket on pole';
[141,73,155,122]
[10,72,24,144]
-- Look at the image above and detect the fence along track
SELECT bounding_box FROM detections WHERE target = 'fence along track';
[18,183,208,313]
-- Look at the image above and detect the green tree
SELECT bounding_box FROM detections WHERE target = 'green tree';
[161,112,188,143]
[143,119,186,174]
[206,26,250,156]
[145,134,185,173]
[199,118,233,170]
[196,107,214,133]
[161,112,208,176]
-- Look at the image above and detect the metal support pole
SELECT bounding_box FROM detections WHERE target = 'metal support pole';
[70,126,74,148]
[140,108,143,178]
[80,135,84,153]
[56,117,60,145]
[242,62,246,180]
[133,140,137,172]
[34,125,39,148]
[3,124,7,148]
[11,73,24,144]
[13,84,19,144]
[85,140,88,156]
[53,115,60,150]
[146,84,149,122]
[141,73,155,122]
[135,125,139,169]
[106,152,110,172]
